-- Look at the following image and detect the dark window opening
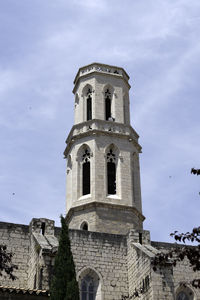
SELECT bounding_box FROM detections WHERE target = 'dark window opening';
[34,273,37,289]
[87,96,92,120]
[107,149,116,195]
[39,268,43,290]
[41,222,45,235]
[81,222,88,231]
[107,162,116,194]
[83,161,90,195]
[105,96,111,120]
[86,89,92,121]
[139,232,142,244]
[82,149,91,196]
[105,89,111,120]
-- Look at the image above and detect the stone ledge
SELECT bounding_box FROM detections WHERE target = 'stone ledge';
[66,201,145,223]
[0,286,49,296]
[69,227,127,244]
[0,221,29,233]
[64,119,141,158]
[73,62,130,91]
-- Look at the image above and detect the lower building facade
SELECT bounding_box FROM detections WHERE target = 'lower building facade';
[0,218,199,300]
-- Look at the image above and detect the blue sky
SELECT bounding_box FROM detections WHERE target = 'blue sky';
[0,0,200,242]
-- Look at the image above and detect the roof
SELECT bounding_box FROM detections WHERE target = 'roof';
[0,286,49,296]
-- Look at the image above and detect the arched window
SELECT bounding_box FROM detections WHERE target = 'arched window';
[177,291,190,300]
[86,88,92,121]
[81,222,88,231]
[82,149,91,195]
[107,149,116,195]
[81,276,95,300]
[176,286,194,300]
[105,89,111,120]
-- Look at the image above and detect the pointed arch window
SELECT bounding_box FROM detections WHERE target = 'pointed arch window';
[81,276,94,300]
[177,292,190,300]
[82,149,91,195]
[107,149,116,194]
[80,221,88,231]
[105,89,111,120]
[86,89,92,121]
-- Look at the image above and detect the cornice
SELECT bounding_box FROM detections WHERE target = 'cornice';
[64,119,142,157]
[74,62,129,84]
[66,201,145,223]
[73,70,131,94]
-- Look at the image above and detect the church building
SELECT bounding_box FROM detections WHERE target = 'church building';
[0,63,199,300]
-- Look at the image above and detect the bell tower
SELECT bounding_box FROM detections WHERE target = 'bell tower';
[64,63,145,235]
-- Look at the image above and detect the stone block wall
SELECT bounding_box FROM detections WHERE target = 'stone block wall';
[151,241,200,300]
[27,218,58,291]
[69,229,129,300]
[0,221,30,288]
[67,203,143,235]
[0,219,57,292]
[127,230,153,300]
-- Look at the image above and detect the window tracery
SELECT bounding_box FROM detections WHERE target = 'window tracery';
[107,149,116,163]
[81,275,94,300]
[82,149,91,163]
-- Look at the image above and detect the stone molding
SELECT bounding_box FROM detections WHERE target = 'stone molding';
[66,201,145,224]
[64,119,141,157]
[73,62,130,93]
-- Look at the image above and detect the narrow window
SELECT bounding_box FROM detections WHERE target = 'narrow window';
[82,149,91,195]
[41,222,45,235]
[105,89,111,120]
[39,268,43,290]
[34,273,37,289]
[139,232,142,244]
[107,149,116,195]
[87,89,92,121]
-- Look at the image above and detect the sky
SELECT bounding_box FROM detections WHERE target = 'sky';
[0,0,200,243]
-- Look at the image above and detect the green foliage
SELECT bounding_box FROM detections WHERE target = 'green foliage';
[50,216,80,300]
[0,245,18,280]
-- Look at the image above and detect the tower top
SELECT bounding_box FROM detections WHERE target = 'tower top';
[73,62,130,93]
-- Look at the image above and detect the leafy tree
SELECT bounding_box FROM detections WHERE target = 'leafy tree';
[0,245,18,280]
[50,215,80,300]
[152,168,200,288]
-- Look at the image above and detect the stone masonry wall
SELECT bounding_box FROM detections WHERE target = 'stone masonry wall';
[27,234,40,289]
[0,221,30,288]
[151,241,200,300]
[69,229,129,300]
[127,230,153,300]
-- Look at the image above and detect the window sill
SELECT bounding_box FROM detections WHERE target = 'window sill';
[107,194,120,199]
[79,194,91,200]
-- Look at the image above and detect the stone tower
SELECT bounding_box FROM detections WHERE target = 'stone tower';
[64,63,145,234]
